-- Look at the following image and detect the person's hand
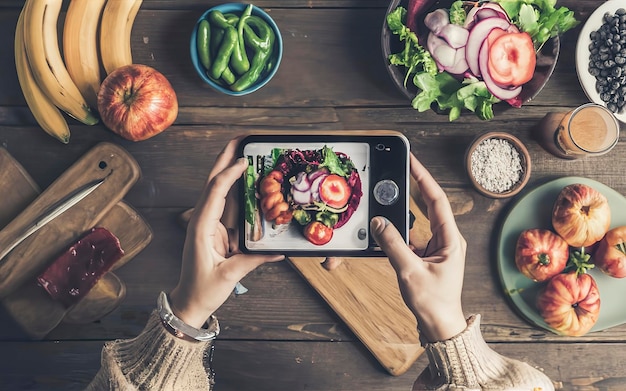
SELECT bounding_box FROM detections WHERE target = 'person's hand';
[169,138,284,328]
[370,153,467,342]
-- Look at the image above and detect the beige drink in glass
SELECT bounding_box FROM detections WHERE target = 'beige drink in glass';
[535,103,620,159]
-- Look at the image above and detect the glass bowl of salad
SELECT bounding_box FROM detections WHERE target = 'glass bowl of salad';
[381,0,575,121]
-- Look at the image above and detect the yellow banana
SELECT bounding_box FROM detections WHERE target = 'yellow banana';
[15,8,70,144]
[22,0,98,125]
[100,0,143,75]
[63,0,107,109]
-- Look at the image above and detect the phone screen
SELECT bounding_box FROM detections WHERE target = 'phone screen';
[242,141,371,252]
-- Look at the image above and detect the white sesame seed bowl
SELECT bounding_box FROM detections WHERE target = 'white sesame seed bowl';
[465,132,531,199]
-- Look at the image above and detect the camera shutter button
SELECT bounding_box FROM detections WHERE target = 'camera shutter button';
[373,179,399,205]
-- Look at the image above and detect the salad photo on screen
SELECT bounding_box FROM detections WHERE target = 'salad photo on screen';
[243,143,368,251]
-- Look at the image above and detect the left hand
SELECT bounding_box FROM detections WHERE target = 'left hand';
[169,137,284,328]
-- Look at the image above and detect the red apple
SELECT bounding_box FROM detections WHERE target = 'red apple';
[552,183,611,248]
[97,64,178,141]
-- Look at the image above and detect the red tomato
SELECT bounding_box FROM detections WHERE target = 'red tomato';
[594,226,626,278]
[486,31,536,86]
[319,174,351,209]
[303,221,333,245]
[515,229,569,282]
[552,183,611,248]
[536,272,600,336]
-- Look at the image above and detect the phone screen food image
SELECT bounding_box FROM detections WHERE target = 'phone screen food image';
[243,142,370,252]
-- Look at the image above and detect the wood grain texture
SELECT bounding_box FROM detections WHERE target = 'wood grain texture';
[0,143,141,298]
[0,0,624,388]
[288,256,422,376]
[0,146,152,339]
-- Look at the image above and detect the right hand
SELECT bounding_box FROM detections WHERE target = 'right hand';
[370,153,467,342]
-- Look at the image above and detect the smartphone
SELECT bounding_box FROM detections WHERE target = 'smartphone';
[238,132,410,256]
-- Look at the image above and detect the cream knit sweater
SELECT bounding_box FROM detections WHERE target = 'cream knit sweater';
[415,315,554,391]
[85,310,215,391]
[85,312,553,391]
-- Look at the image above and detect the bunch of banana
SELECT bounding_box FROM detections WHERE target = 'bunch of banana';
[15,0,143,144]
[100,0,143,75]
[15,9,70,144]
[63,0,108,109]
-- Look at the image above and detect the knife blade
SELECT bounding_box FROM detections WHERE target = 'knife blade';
[0,177,106,263]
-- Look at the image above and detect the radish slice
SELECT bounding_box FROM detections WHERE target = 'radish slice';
[424,9,449,35]
[438,24,469,49]
[478,39,521,100]
[465,17,512,77]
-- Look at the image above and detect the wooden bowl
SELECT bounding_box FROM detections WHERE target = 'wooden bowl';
[465,132,531,199]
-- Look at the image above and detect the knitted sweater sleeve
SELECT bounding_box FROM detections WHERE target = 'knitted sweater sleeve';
[84,310,215,391]
[414,314,554,391]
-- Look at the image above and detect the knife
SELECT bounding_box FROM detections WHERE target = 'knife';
[0,177,106,263]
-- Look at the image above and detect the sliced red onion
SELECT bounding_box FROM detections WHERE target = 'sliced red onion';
[475,8,501,21]
[309,172,328,195]
[427,33,457,70]
[446,46,469,75]
[478,39,521,100]
[465,17,512,77]
[464,3,510,29]
[307,168,328,182]
[291,171,310,191]
[479,2,510,21]
[424,9,449,35]
[438,24,469,49]
[292,189,312,205]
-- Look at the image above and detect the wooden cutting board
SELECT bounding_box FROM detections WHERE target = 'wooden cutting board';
[0,144,153,339]
[289,195,431,376]
[179,187,433,376]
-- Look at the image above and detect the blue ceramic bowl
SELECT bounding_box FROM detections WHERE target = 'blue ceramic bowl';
[190,3,282,96]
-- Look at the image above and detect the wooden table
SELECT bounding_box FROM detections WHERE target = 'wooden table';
[1,1,625,389]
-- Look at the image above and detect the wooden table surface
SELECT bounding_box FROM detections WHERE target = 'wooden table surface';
[1,0,625,389]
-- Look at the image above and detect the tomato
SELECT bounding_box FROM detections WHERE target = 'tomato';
[486,30,536,86]
[319,174,351,209]
[515,229,569,282]
[303,221,333,246]
[594,226,626,278]
[552,183,611,248]
[536,271,600,336]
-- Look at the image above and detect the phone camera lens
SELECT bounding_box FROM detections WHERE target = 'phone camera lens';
[374,179,399,205]
[375,143,386,151]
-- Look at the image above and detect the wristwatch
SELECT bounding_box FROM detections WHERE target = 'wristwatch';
[157,291,220,342]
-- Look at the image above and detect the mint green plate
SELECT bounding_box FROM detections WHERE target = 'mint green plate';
[497,177,626,335]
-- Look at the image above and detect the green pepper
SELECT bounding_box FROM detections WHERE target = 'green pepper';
[242,16,274,51]
[221,66,236,85]
[209,25,237,80]
[231,4,252,75]
[231,18,275,92]
[223,13,240,24]
[210,25,224,59]
[196,19,211,70]
[208,10,232,29]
